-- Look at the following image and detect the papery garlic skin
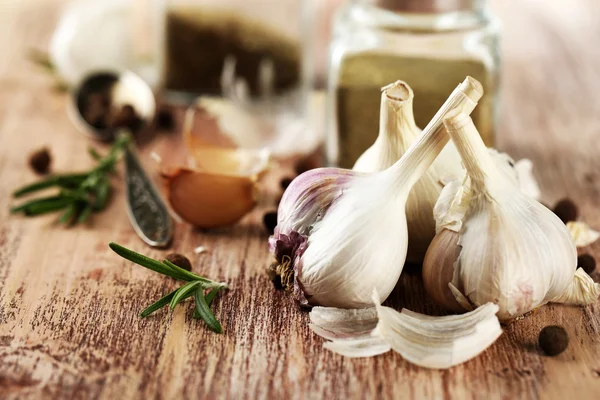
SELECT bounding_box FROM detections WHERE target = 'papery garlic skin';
[269,78,483,308]
[424,113,597,321]
[309,293,502,369]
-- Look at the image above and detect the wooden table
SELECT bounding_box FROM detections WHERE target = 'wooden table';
[1,0,600,398]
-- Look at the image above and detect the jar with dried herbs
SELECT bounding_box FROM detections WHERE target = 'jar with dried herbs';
[326,0,500,168]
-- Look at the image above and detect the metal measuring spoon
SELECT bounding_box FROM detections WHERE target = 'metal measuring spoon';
[69,70,173,248]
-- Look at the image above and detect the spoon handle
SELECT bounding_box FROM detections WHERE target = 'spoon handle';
[124,144,173,247]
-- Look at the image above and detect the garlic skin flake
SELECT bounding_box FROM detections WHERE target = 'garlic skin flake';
[310,296,502,369]
[423,113,599,321]
[269,77,483,308]
[567,221,600,247]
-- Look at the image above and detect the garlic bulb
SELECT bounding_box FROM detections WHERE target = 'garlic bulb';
[309,292,502,369]
[423,113,600,321]
[269,77,483,308]
[352,82,540,262]
[353,81,464,262]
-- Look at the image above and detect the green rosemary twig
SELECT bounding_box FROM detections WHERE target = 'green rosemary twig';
[109,243,228,333]
[10,134,132,225]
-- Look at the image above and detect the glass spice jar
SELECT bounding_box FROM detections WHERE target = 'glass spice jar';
[162,0,306,98]
[326,0,500,168]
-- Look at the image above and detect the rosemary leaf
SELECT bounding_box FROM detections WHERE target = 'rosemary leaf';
[59,203,78,224]
[194,287,223,333]
[169,281,203,310]
[141,288,178,317]
[109,242,193,281]
[13,174,87,197]
[88,147,102,161]
[193,287,220,319]
[77,205,93,224]
[162,259,210,283]
[92,177,111,210]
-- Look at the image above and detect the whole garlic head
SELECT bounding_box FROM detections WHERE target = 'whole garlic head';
[423,113,599,321]
[270,78,483,308]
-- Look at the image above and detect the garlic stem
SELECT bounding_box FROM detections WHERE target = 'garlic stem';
[380,81,418,143]
[386,77,483,190]
[443,112,503,191]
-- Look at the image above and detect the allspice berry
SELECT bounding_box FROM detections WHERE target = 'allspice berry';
[157,109,175,130]
[29,147,52,175]
[552,198,578,224]
[280,177,294,191]
[538,325,569,356]
[577,254,596,275]
[165,253,192,271]
[263,211,278,235]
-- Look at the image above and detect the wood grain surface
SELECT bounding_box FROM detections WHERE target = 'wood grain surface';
[1,0,600,399]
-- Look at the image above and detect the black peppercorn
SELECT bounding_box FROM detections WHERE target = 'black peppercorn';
[280,177,294,191]
[577,254,596,274]
[538,325,569,356]
[263,211,278,235]
[165,253,192,271]
[156,108,175,130]
[552,198,578,224]
[29,147,52,175]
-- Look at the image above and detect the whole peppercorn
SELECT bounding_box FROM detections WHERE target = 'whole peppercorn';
[263,211,278,235]
[156,108,175,130]
[538,325,569,356]
[280,177,294,191]
[29,147,52,175]
[552,198,578,224]
[577,254,596,275]
[165,253,192,271]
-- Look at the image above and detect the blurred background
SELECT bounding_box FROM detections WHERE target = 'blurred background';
[0,0,598,174]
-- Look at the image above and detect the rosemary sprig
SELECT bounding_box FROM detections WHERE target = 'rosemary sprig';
[109,243,228,333]
[10,134,131,225]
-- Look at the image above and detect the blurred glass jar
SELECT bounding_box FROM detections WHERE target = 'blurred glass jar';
[326,0,500,168]
[162,0,305,98]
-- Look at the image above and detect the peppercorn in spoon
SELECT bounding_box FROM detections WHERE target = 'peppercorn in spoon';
[70,70,173,248]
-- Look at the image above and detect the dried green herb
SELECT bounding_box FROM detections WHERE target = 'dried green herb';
[11,134,131,225]
[109,243,228,333]
[28,49,69,93]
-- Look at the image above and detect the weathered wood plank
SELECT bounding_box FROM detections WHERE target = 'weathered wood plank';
[0,0,599,399]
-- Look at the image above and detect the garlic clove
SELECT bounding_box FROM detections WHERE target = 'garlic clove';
[183,107,271,178]
[567,221,600,247]
[422,229,466,313]
[310,293,503,369]
[162,167,257,228]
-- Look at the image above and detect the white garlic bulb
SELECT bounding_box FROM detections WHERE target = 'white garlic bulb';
[269,77,483,308]
[353,81,463,262]
[423,113,600,321]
